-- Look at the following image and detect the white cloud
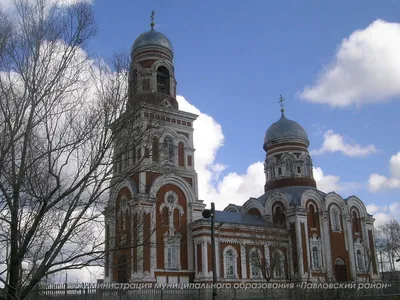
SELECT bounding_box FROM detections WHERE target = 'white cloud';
[369,152,400,192]
[300,20,400,108]
[311,130,377,157]
[313,167,361,193]
[366,202,400,226]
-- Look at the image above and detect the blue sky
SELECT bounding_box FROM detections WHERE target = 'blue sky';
[85,0,400,223]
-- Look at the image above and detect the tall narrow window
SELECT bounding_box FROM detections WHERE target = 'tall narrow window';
[331,208,340,231]
[273,205,286,226]
[224,250,236,278]
[352,211,359,232]
[162,207,169,226]
[273,250,284,278]
[250,251,260,278]
[308,205,316,228]
[356,250,364,271]
[163,136,174,163]
[157,66,170,94]
[312,247,320,270]
[167,246,178,269]
[152,137,159,162]
[178,142,185,166]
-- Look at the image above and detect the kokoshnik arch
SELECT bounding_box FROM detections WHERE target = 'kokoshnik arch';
[103,15,380,284]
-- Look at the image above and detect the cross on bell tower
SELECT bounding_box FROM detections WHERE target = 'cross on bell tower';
[279,95,285,114]
[150,11,155,29]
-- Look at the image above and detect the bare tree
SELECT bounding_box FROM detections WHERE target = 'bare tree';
[0,0,177,299]
[375,219,400,273]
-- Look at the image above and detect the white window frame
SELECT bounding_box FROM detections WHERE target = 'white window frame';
[164,233,181,270]
[330,206,341,232]
[354,239,366,273]
[223,247,238,279]
[309,235,323,271]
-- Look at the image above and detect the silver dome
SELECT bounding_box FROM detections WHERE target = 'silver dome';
[132,29,173,52]
[264,113,309,144]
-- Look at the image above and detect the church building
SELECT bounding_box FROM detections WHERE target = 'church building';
[103,17,380,285]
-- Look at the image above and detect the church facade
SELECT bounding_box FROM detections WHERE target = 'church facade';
[103,20,379,285]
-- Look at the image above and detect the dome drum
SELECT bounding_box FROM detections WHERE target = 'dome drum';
[132,29,173,58]
[263,113,309,151]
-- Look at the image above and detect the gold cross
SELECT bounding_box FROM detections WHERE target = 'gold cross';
[279,95,285,113]
[150,11,155,29]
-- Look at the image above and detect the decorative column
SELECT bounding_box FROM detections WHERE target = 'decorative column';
[295,217,304,275]
[201,240,208,278]
[240,244,247,279]
[301,216,311,276]
[322,214,332,276]
[150,208,157,278]
[346,215,356,280]
[194,241,199,278]
[139,172,146,193]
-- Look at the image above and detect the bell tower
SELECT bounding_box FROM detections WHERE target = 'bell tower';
[128,11,178,110]
[104,13,206,284]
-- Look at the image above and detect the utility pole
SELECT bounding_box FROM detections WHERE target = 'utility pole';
[202,202,218,300]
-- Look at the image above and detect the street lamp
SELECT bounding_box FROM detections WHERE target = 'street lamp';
[202,202,217,300]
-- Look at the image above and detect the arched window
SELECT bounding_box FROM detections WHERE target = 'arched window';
[224,249,236,278]
[178,142,185,166]
[356,250,364,271]
[273,250,285,278]
[173,208,180,228]
[249,250,261,278]
[273,205,286,226]
[308,203,319,228]
[312,247,320,270]
[352,210,359,233]
[335,258,345,265]
[163,136,174,163]
[157,66,170,94]
[162,207,169,226]
[152,137,159,162]
[330,206,341,232]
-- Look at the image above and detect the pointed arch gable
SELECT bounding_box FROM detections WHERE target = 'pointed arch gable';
[325,192,345,212]
[149,175,196,206]
[265,192,289,214]
[346,196,368,218]
[301,189,324,212]
[241,199,265,215]
[109,178,138,207]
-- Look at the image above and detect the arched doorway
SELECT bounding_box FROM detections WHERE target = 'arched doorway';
[334,258,347,281]
[117,255,129,283]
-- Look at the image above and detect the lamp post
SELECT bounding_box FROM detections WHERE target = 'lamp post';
[379,251,384,282]
[202,202,217,300]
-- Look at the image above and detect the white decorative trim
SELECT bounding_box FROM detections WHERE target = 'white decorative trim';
[265,192,289,215]
[149,174,196,205]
